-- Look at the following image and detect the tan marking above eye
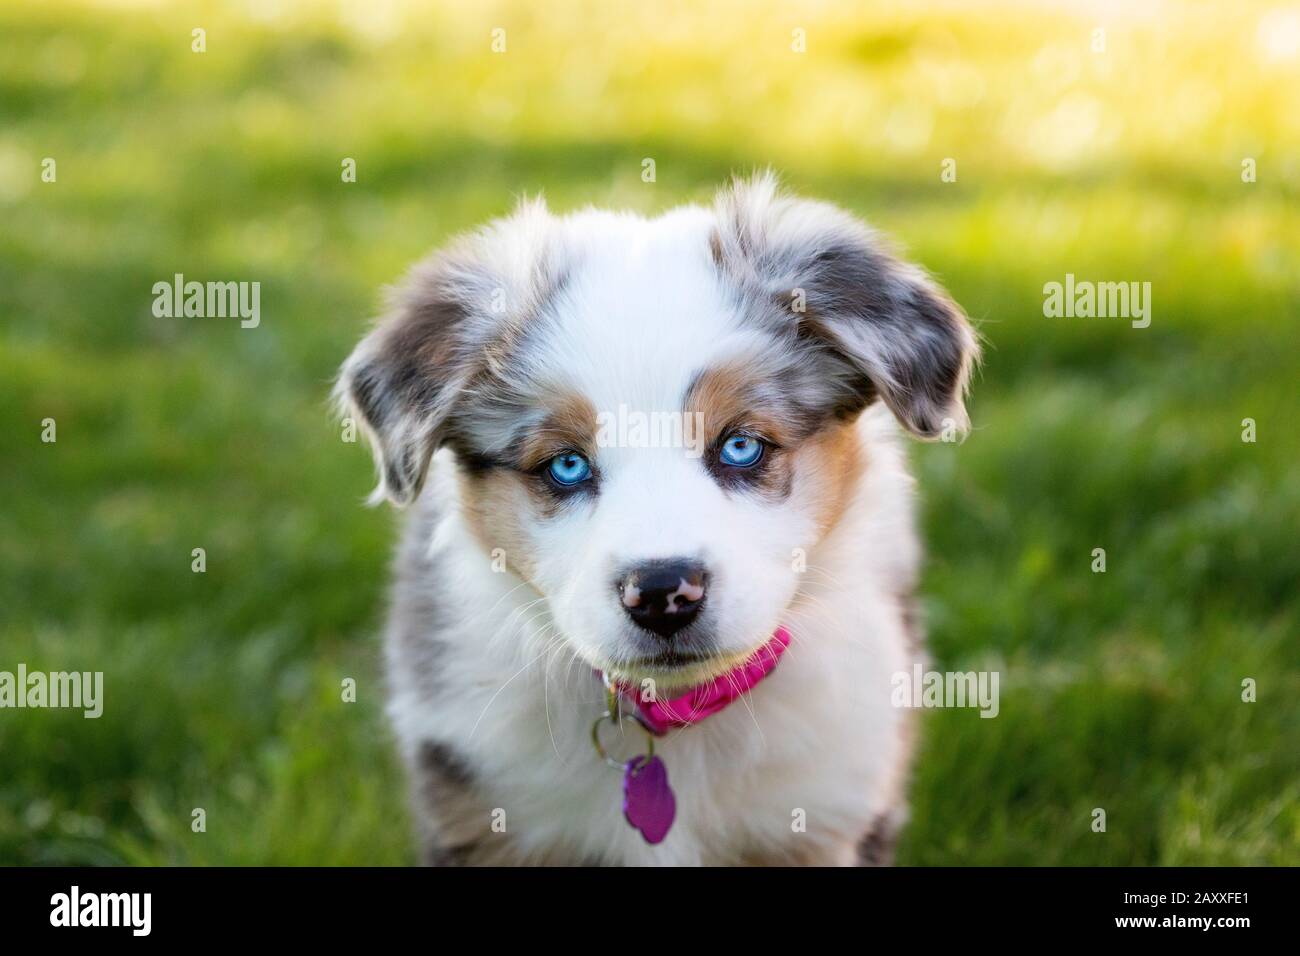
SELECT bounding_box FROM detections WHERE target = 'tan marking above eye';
[685,358,794,449]
[517,389,599,471]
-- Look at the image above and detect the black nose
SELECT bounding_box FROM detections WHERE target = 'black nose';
[618,560,708,639]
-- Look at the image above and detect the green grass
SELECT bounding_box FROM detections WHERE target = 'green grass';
[1,0,1297,865]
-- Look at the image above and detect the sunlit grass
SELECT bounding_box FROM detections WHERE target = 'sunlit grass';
[1,0,1297,864]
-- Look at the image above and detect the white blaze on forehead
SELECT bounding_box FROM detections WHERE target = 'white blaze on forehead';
[527,206,766,429]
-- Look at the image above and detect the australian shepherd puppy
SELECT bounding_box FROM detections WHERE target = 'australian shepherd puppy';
[336,173,978,866]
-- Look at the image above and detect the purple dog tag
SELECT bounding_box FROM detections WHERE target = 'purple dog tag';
[622,755,676,844]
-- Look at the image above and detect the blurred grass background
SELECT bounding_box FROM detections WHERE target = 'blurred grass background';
[1,0,1297,865]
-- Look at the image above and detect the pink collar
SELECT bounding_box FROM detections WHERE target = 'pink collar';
[612,627,791,735]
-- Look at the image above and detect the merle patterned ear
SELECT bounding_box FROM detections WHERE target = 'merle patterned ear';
[335,267,476,506]
[335,198,557,506]
[713,174,979,439]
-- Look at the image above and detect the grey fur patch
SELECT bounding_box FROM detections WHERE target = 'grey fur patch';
[710,173,979,439]
[336,198,569,506]
[418,739,476,790]
[423,841,476,867]
[386,495,449,695]
[412,739,486,867]
[899,590,923,655]
[855,812,901,866]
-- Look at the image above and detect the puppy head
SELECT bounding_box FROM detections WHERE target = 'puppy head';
[337,174,977,691]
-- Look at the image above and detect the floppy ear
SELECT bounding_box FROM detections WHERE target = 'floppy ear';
[713,174,979,438]
[335,198,556,506]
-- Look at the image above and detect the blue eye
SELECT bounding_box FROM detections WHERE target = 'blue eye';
[719,433,764,468]
[547,451,592,486]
